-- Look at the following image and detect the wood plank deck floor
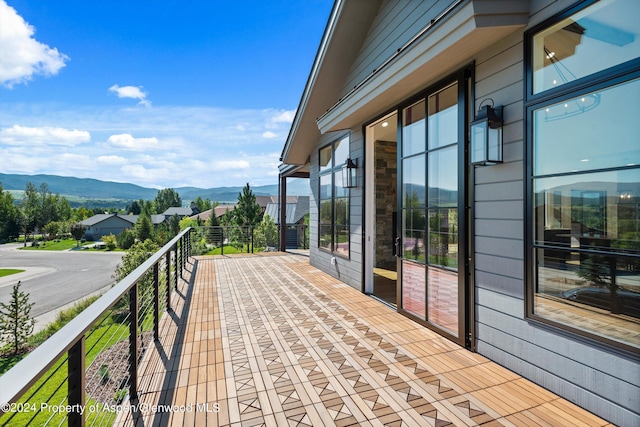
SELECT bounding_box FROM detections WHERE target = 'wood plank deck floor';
[115,253,611,427]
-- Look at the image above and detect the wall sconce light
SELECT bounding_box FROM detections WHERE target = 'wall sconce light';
[342,158,357,188]
[471,100,503,165]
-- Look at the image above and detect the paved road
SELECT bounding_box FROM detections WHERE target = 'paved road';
[0,244,123,330]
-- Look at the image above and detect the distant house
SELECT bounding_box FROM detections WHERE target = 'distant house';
[162,206,199,220]
[79,213,164,241]
[264,196,309,248]
[189,204,236,223]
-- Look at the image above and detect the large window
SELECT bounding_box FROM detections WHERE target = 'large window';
[526,0,640,352]
[319,135,350,257]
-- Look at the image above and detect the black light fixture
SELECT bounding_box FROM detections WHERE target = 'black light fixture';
[471,99,503,165]
[342,158,357,188]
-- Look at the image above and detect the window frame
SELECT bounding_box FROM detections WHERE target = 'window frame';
[318,134,351,258]
[524,0,640,355]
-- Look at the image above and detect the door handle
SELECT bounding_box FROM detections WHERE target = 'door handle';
[394,237,400,257]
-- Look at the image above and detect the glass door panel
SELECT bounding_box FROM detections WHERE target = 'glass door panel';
[400,79,462,339]
[426,83,459,336]
[402,261,426,319]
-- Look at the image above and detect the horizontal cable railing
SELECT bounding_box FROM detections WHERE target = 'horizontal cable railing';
[0,228,192,427]
[190,224,309,255]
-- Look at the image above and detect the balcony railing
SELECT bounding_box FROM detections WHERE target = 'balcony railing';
[0,228,192,427]
[190,224,309,255]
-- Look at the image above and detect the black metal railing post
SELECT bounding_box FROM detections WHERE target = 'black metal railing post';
[153,262,159,342]
[221,228,224,256]
[165,251,171,310]
[178,239,183,278]
[68,337,85,427]
[174,244,179,287]
[128,283,139,404]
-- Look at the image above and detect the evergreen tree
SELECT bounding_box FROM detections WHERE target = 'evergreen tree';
[136,213,154,242]
[0,184,19,241]
[234,183,262,227]
[154,188,182,214]
[0,281,35,355]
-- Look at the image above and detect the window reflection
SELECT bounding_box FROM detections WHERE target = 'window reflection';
[529,0,640,349]
[534,78,640,176]
[402,261,426,319]
[534,169,640,255]
[318,136,351,256]
[428,147,457,207]
[428,209,458,269]
[532,0,640,94]
[403,209,425,262]
[403,100,426,156]
[403,155,426,207]
[428,83,458,149]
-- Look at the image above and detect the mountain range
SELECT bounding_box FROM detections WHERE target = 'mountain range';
[0,173,310,205]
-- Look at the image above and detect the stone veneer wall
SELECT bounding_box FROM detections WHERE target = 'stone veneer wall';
[375,140,397,269]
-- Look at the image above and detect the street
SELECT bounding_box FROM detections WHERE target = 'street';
[0,244,124,330]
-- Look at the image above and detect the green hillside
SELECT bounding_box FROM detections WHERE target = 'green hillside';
[0,173,310,206]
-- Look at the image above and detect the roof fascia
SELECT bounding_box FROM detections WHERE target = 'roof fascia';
[317,0,530,133]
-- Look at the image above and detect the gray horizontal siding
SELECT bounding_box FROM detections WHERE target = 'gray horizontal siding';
[476,294,640,426]
[309,129,363,291]
[342,0,454,99]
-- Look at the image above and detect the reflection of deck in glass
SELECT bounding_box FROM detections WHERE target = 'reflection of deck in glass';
[402,262,458,335]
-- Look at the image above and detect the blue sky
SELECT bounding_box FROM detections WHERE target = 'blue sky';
[0,0,332,189]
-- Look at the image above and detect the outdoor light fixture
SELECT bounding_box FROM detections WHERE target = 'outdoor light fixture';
[342,157,357,188]
[471,100,503,165]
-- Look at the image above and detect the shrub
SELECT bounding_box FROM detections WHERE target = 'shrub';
[116,229,135,250]
[102,234,117,251]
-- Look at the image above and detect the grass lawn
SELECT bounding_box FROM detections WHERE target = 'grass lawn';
[19,239,123,252]
[0,269,24,278]
[20,238,80,251]
[206,244,252,255]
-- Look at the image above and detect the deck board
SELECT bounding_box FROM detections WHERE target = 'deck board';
[114,253,609,426]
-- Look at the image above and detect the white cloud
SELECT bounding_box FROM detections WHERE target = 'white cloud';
[109,84,151,107]
[271,110,295,123]
[96,155,127,165]
[0,0,69,87]
[0,104,295,188]
[0,125,90,146]
[262,131,277,139]
[212,160,250,171]
[106,133,159,150]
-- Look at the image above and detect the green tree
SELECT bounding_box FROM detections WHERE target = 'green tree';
[0,281,35,355]
[70,223,86,246]
[254,215,279,249]
[206,211,220,227]
[127,200,144,215]
[72,206,94,222]
[154,188,182,214]
[116,229,136,249]
[20,182,39,242]
[135,213,154,242]
[219,208,234,226]
[0,184,19,242]
[43,221,62,240]
[192,196,214,213]
[234,183,262,227]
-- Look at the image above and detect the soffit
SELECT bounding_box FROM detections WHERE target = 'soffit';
[316,0,531,134]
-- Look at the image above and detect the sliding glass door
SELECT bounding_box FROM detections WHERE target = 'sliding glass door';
[399,74,468,343]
